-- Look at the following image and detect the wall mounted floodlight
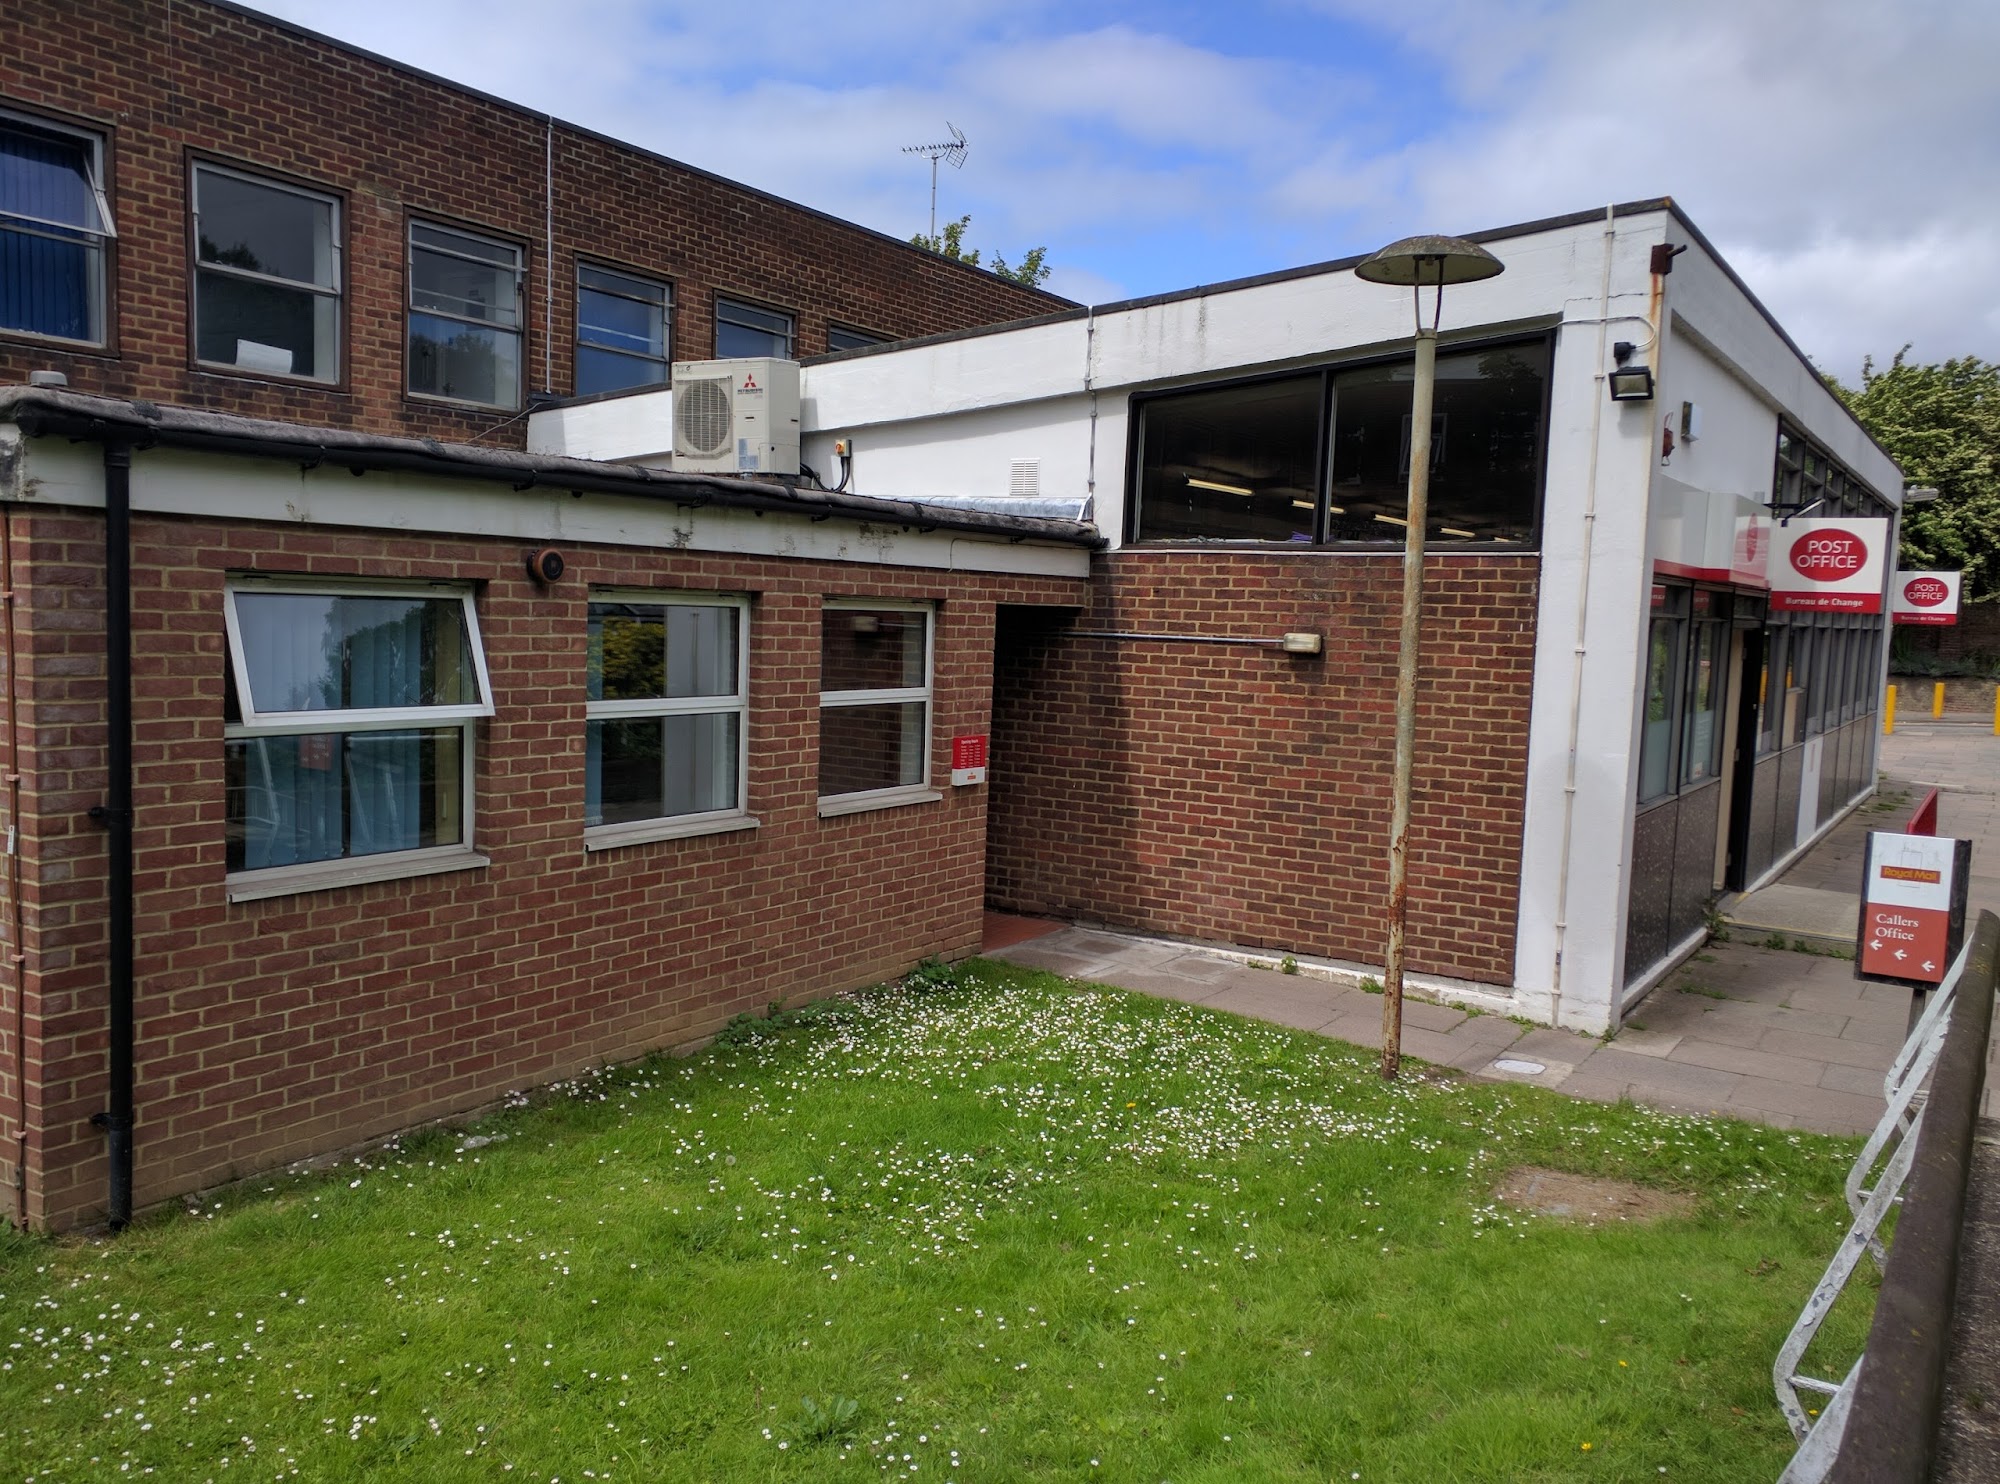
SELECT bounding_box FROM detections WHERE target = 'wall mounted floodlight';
[1904,486,1940,504]
[1609,340,1655,401]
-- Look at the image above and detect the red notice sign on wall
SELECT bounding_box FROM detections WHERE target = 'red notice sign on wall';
[950,734,988,787]
[1766,517,1887,613]
[1857,831,1971,985]
[1889,570,1962,626]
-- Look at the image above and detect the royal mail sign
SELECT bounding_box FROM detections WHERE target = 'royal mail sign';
[1766,517,1887,613]
[1857,831,1971,986]
[1889,570,1962,626]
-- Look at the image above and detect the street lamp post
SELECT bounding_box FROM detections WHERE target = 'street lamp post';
[1353,234,1505,1080]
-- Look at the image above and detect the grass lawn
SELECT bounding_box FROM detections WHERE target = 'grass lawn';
[0,960,1874,1482]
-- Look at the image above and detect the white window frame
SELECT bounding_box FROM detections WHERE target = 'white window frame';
[406,219,524,409]
[584,590,755,850]
[221,578,494,901]
[191,161,342,384]
[817,600,938,817]
[0,106,116,348]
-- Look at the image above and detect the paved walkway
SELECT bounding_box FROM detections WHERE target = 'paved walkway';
[988,723,2000,1138]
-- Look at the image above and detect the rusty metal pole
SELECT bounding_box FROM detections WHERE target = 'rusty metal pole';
[1382,320,1436,1080]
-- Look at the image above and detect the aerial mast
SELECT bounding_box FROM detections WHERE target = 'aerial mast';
[902,122,968,240]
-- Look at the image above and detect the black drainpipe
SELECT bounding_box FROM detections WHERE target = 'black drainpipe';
[87,444,134,1230]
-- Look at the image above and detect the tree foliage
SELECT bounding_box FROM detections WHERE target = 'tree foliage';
[911,214,1052,288]
[1830,350,2000,603]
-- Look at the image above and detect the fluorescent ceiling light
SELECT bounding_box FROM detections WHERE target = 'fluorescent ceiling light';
[1187,476,1254,496]
[1327,505,1345,515]
[1372,513,1408,527]
[1439,527,1476,538]
[1291,499,1315,511]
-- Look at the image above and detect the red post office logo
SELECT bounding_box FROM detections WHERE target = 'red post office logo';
[1903,576,1950,608]
[1789,527,1867,582]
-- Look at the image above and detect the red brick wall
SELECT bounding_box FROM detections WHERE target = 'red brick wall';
[0,0,1064,443]
[4,501,1081,1230]
[985,551,1539,984]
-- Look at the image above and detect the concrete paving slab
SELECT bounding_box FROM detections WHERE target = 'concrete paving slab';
[1818,1061,1889,1097]
[1759,1026,1901,1069]
[1611,1028,1684,1059]
[1444,1014,1526,1049]
[1094,967,1229,1004]
[1666,1038,1829,1088]
[1399,999,1471,1032]
[1723,1080,1883,1134]
[1509,1026,1603,1065]
[1725,884,1862,946]
[1585,1048,1746,1101]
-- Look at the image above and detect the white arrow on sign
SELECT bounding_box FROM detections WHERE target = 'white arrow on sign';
[1894,949,1908,960]
[1923,961,1937,972]
[1870,939,1883,951]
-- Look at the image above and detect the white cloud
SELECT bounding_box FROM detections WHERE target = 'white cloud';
[251,0,2000,371]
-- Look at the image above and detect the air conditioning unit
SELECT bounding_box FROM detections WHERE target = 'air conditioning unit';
[670,358,799,476]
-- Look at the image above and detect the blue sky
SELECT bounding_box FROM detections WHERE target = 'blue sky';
[256,0,2000,381]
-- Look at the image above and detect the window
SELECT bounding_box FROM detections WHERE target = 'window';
[1680,592,1727,785]
[408,221,523,407]
[0,109,113,345]
[192,163,339,381]
[576,265,670,396]
[1636,585,1685,804]
[1132,337,1548,546]
[819,604,932,806]
[223,584,492,885]
[716,296,793,359]
[827,324,886,353]
[585,594,748,838]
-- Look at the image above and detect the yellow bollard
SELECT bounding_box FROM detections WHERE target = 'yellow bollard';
[1885,684,1897,735]
[1933,681,1946,719]
[1993,682,1999,736]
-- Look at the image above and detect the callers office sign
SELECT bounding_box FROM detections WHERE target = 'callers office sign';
[1766,517,1888,613]
[1857,831,1971,986]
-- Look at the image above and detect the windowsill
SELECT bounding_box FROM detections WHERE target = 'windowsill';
[817,786,943,819]
[406,389,523,414]
[583,813,760,852]
[226,846,490,903]
[193,361,344,392]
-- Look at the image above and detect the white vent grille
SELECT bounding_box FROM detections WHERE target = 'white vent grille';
[675,377,734,457]
[1009,458,1041,498]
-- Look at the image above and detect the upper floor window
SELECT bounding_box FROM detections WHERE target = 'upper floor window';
[576,265,670,396]
[1131,337,1550,548]
[716,296,793,359]
[827,324,887,353]
[0,109,114,345]
[192,163,340,382]
[409,221,522,408]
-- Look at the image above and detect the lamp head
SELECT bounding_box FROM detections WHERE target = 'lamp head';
[1354,234,1505,288]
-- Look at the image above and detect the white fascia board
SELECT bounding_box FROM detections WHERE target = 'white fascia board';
[1665,241,1902,499]
[1510,212,1672,1033]
[1,433,1091,579]
[525,387,673,463]
[802,317,1093,429]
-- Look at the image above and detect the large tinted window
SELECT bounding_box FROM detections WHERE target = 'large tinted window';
[1132,338,1548,547]
[1134,373,1320,543]
[0,112,112,344]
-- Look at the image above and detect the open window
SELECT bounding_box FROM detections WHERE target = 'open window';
[0,108,114,345]
[223,583,493,894]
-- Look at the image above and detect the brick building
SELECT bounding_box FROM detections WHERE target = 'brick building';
[1,0,1912,1235]
[0,0,1089,1232]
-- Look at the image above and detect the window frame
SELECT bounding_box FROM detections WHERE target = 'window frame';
[220,578,495,900]
[817,599,937,816]
[826,324,888,354]
[406,216,526,410]
[574,260,672,397]
[714,294,795,360]
[1125,330,1554,551]
[0,104,116,350]
[189,158,343,385]
[583,589,755,850]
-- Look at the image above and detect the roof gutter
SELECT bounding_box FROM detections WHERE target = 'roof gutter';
[0,389,1105,551]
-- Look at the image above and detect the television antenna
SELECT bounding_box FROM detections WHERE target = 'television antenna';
[902,122,968,241]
